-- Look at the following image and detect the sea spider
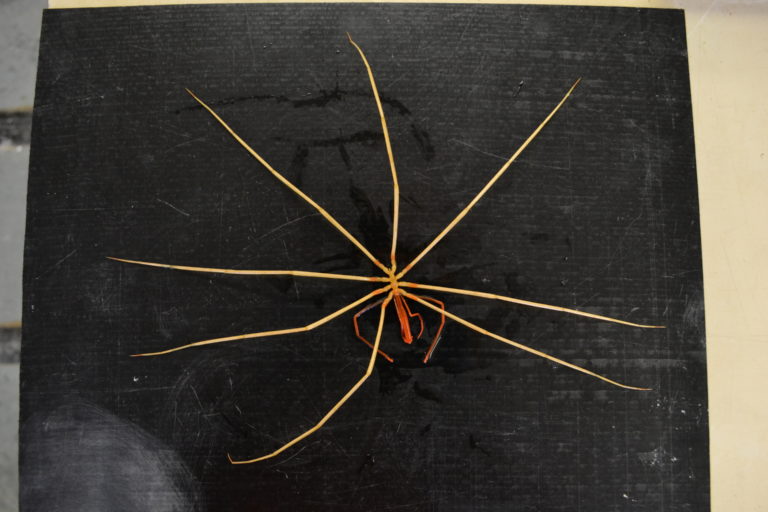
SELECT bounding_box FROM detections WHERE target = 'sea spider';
[111,34,662,464]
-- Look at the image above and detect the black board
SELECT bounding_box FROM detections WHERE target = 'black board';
[22,4,708,511]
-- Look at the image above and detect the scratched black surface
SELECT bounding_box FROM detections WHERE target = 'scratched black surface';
[21,4,708,511]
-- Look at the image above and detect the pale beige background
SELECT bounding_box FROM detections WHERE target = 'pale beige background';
[45,1,768,510]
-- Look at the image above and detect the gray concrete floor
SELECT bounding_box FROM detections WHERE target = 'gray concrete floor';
[1,0,48,509]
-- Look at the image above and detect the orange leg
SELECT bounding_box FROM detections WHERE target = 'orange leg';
[395,79,581,281]
[409,295,446,363]
[353,299,394,363]
[230,292,394,464]
[392,294,426,343]
[403,292,649,391]
[399,295,426,340]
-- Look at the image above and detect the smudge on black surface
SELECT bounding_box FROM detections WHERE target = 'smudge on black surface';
[20,400,201,511]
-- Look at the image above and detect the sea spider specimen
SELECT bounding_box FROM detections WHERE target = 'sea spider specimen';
[111,35,662,464]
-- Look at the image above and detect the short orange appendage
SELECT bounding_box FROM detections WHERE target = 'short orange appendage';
[393,293,425,344]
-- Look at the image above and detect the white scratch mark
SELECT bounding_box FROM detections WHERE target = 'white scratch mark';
[34,249,77,279]
[156,197,190,217]
[449,138,507,161]
[256,213,320,243]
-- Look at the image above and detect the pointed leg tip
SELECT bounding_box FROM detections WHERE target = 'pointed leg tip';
[131,350,168,357]
[185,88,203,103]
[622,385,652,391]
[422,349,437,365]
[226,453,257,465]
[567,78,582,95]
[228,453,267,465]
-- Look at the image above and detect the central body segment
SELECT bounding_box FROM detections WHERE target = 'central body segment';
[388,272,421,345]
[392,292,422,344]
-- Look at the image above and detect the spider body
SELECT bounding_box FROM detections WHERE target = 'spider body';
[351,272,445,364]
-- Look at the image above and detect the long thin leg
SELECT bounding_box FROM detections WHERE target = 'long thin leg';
[229,291,394,464]
[399,281,664,328]
[108,257,387,283]
[396,79,581,280]
[132,285,391,357]
[185,88,390,275]
[403,292,649,391]
[411,295,446,363]
[353,298,394,363]
[347,34,400,272]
